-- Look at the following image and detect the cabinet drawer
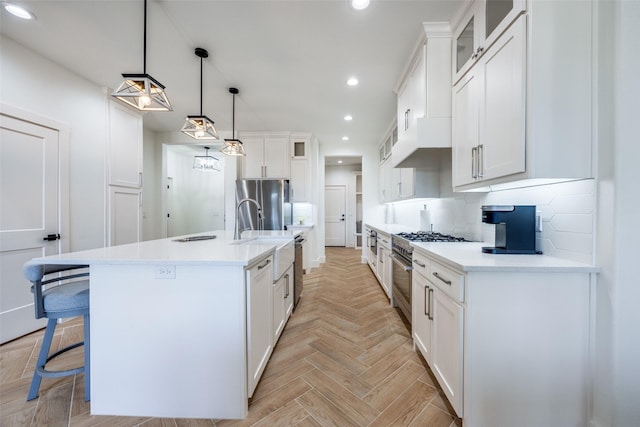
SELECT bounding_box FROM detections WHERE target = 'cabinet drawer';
[430,260,464,302]
[377,233,391,250]
[412,251,430,279]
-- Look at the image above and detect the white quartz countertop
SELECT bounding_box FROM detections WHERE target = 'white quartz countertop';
[365,223,413,235]
[33,230,298,267]
[411,242,600,273]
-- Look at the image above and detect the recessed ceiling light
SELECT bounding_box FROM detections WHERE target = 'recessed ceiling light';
[342,136,349,141]
[338,160,343,164]
[351,0,370,11]
[3,3,36,20]
[347,77,359,86]
[344,115,353,121]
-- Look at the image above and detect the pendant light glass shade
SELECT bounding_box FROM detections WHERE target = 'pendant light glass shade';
[193,147,220,171]
[182,115,218,140]
[112,0,171,111]
[113,74,171,111]
[221,87,246,156]
[220,139,246,156]
[181,48,219,140]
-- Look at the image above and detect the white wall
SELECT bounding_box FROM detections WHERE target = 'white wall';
[1,36,108,251]
[593,0,640,425]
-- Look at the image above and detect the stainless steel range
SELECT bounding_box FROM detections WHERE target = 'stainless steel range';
[391,232,469,324]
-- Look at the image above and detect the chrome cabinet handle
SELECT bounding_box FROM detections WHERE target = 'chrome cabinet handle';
[258,259,271,270]
[478,144,484,178]
[471,146,478,178]
[284,274,290,298]
[476,46,484,55]
[414,260,426,268]
[432,272,452,286]
[139,172,143,187]
[424,285,429,316]
[428,288,434,320]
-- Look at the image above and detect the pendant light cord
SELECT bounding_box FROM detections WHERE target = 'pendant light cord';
[200,56,203,115]
[232,92,235,139]
[143,0,147,74]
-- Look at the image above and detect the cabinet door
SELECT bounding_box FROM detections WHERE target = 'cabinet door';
[479,14,526,181]
[108,101,142,188]
[453,3,482,83]
[273,274,286,342]
[242,137,265,178]
[399,168,415,199]
[263,137,290,178]
[284,269,294,318]
[290,159,308,202]
[247,257,273,397]
[412,272,432,362]
[108,186,141,246]
[379,158,393,202]
[452,70,480,187]
[431,288,464,417]
[397,80,412,145]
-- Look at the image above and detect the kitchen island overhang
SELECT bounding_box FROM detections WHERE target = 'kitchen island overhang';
[30,230,298,419]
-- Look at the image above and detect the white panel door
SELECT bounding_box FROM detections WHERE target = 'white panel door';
[324,185,346,247]
[0,114,60,343]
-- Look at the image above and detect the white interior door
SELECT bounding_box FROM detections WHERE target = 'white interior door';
[325,185,346,247]
[0,114,60,343]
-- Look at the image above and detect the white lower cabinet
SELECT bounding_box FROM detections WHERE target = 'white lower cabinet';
[411,247,593,426]
[376,232,392,299]
[430,287,463,414]
[273,265,294,343]
[246,256,273,397]
[412,250,463,415]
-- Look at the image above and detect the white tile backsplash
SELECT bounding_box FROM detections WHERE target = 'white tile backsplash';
[389,179,595,263]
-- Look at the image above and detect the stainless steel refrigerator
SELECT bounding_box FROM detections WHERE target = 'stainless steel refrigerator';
[235,179,292,233]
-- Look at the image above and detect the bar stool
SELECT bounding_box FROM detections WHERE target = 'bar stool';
[23,262,90,401]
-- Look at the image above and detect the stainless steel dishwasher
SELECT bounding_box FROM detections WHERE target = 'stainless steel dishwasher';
[293,235,305,309]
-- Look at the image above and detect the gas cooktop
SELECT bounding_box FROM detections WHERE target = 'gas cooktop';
[394,231,470,243]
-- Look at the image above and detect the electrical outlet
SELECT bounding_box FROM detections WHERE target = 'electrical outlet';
[536,210,542,232]
[155,265,176,279]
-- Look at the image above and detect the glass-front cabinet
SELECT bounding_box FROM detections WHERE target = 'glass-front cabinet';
[453,0,525,83]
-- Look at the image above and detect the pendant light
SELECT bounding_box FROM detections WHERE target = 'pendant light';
[220,88,246,156]
[181,48,219,140]
[112,0,172,111]
[193,146,220,171]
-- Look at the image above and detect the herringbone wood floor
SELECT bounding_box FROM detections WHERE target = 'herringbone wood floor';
[1,247,461,427]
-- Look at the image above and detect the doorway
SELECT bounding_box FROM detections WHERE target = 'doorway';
[324,156,362,248]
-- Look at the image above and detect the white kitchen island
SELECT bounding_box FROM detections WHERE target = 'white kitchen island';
[31,230,298,419]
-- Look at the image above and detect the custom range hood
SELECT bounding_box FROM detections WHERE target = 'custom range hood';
[392,22,452,169]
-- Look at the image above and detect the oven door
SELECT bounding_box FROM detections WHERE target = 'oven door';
[391,253,412,323]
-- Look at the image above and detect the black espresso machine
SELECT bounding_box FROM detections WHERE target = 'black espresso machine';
[481,205,541,254]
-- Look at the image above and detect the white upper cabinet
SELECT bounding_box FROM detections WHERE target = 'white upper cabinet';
[453,0,526,84]
[451,0,593,191]
[453,14,526,188]
[393,23,452,168]
[240,133,290,179]
[290,159,308,202]
[108,100,142,188]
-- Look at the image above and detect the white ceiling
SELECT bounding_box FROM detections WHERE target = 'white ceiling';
[1,0,461,147]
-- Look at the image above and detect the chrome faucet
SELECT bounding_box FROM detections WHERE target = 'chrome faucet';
[235,198,263,240]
